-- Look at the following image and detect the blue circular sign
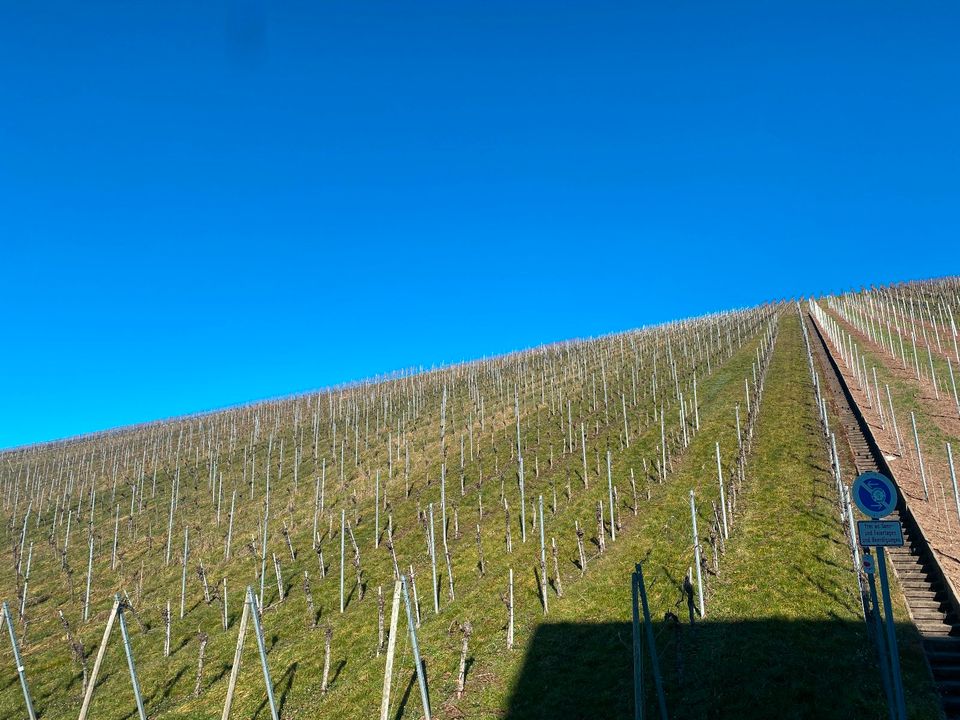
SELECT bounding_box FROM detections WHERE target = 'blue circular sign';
[852,472,897,518]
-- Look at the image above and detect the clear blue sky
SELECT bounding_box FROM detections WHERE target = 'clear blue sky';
[2,2,958,449]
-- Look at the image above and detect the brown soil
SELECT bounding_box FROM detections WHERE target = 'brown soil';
[818,307,960,592]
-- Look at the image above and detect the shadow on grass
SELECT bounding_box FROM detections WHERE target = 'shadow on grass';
[502,619,937,720]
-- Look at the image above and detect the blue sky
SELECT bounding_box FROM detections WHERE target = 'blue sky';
[2,1,958,449]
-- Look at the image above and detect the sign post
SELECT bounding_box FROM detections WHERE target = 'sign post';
[852,472,906,720]
[862,552,896,720]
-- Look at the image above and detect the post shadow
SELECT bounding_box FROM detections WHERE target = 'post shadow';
[502,618,934,720]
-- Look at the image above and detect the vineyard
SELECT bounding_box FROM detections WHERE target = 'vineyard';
[2,279,959,719]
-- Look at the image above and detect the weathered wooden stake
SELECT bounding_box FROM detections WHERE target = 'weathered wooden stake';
[377,585,385,655]
[456,621,472,699]
[222,589,250,719]
[507,568,515,649]
[321,626,333,693]
[77,596,120,720]
[380,580,402,720]
[575,520,586,575]
[164,600,171,656]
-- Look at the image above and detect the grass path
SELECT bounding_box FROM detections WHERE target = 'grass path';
[678,312,941,719]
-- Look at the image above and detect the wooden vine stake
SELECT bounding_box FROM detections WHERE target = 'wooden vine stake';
[78,594,147,720]
[221,586,279,720]
[379,580,402,720]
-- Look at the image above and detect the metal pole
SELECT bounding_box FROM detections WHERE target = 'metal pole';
[401,575,431,720]
[876,547,907,720]
[689,490,705,617]
[865,556,896,720]
[539,495,548,614]
[340,509,346,613]
[635,564,668,720]
[180,526,189,619]
[948,443,960,528]
[910,412,929,500]
[716,443,728,539]
[2,602,36,720]
[248,588,279,720]
[84,533,94,622]
[519,456,527,543]
[117,598,147,720]
[429,503,438,613]
[607,450,616,542]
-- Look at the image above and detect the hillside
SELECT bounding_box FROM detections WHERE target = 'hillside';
[0,287,953,719]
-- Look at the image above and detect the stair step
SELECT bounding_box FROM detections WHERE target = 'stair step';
[932,664,960,680]
[918,623,957,635]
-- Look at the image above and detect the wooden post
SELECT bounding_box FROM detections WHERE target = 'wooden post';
[507,568,515,649]
[456,621,472,699]
[379,580,402,720]
[78,596,121,720]
[575,521,586,575]
[221,589,250,720]
[321,626,333,693]
[377,585,385,655]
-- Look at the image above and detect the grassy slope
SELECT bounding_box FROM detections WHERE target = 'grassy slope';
[680,312,941,719]
[0,316,772,720]
[0,311,940,719]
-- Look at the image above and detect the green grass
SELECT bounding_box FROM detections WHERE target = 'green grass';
[0,311,777,720]
[680,311,941,719]
[0,308,942,720]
